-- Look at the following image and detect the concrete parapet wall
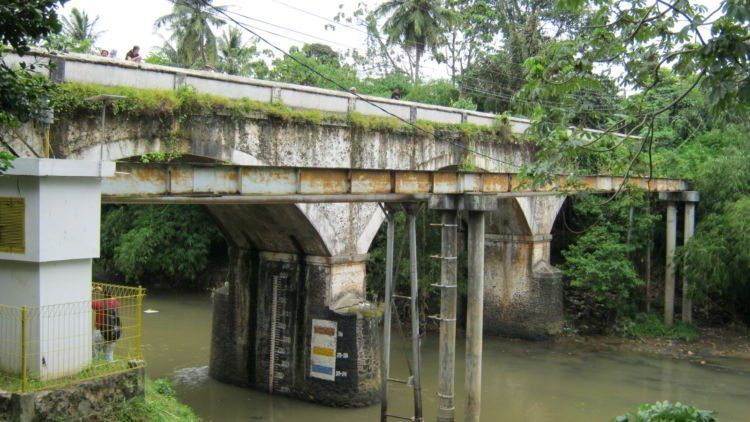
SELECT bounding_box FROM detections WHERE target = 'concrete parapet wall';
[7,50,534,131]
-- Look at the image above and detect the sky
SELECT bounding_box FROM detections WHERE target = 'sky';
[59,0,374,61]
[58,0,724,82]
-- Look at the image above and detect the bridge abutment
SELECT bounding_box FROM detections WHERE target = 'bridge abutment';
[210,248,379,407]
[483,197,566,339]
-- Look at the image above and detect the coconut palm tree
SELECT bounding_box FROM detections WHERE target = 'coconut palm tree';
[218,27,250,75]
[154,0,227,69]
[375,0,454,84]
[61,7,103,52]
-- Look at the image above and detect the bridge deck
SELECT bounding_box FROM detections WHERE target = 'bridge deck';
[102,162,687,204]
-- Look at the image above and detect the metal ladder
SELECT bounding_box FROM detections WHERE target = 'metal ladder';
[380,204,423,422]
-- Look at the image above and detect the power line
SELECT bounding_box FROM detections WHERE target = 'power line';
[263,0,684,104]
[186,0,524,170]
[221,10,632,108]
[268,0,370,35]
[228,9,358,50]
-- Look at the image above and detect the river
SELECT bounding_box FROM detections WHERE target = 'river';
[141,292,750,421]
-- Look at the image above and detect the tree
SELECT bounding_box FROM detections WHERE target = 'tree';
[375,0,454,84]
[441,0,500,85]
[521,0,750,184]
[269,45,358,89]
[680,136,750,322]
[460,0,585,112]
[217,27,268,77]
[61,7,102,52]
[154,0,226,69]
[1,0,66,173]
[99,205,225,286]
[560,190,658,328]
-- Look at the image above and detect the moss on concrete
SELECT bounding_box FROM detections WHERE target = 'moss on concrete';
[50,82,518,144]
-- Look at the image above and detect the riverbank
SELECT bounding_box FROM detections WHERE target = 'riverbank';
[114,378,199,422]
[555,325,750,362]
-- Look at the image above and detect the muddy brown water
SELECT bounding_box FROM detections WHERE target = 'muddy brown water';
[142,292,750,421]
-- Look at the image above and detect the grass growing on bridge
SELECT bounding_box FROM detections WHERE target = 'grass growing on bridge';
[50,82,519,144]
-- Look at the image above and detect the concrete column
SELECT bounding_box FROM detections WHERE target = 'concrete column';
[301,255,380,408]
[437,210,458,422]
[682,202,696,323]
[210,246,256,387]
[664,203,677,326]
[484,234,563,338]
[483,196,565,339]
[466,210,485,422]
[380,212,395,422]
[407,207,423,421]
[659,191,700,326]
[428,194,497,422]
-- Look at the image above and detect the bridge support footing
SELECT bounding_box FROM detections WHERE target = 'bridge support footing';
[210,246,380,407]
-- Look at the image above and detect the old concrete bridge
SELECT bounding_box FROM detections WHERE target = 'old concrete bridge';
[3,52,695,419]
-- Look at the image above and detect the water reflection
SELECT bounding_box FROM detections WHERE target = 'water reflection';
[142,292,750,421]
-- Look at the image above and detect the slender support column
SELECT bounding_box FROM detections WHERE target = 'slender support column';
[437,210,458,422]
[682,202,696,323]
[380,212,395,422]
[664,203,677,326]
[466,211,485,422]
[408,209,423,421]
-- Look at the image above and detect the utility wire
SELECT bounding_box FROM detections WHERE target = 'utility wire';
[269,0,370,35]
[263,0,686,104]
[185,0,523,170]
[223,12,629,112]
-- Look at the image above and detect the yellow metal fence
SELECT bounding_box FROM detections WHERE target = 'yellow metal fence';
[0,283,145,393]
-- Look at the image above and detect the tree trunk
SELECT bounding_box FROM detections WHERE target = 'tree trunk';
[415,48,422,85]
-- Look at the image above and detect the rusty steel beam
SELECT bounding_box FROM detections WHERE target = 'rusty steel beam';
[101,162,688,204]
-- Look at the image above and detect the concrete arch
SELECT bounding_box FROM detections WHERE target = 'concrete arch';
[69,140,345,256]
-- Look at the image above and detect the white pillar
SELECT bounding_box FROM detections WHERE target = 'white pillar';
[0,159,114,380]
[466,211,485,422]
[682,202,696,323]
[664,203,677,326]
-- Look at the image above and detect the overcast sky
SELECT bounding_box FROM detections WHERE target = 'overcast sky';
[58,0,724,81]
[59,1,375,61]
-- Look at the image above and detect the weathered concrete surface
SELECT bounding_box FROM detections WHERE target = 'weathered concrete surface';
[484,196,566,339]
[210,246,378,407]
[9,112,531,259]
[4,50,533,131]
[0,367,144,421]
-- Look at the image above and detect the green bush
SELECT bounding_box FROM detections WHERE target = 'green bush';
[114,378,199,422]
[98,205,225,287]
[614,401,715,422]
[560,190,658,322]
[616,313,699,342]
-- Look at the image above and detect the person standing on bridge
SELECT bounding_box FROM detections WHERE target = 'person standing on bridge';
[391,87,401,100]
[125,45,142,62]
[92,286,122,362]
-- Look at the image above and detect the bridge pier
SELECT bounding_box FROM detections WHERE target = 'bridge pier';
[210,247,380,407]
[483,196,565,339]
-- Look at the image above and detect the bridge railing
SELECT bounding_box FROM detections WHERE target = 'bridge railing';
[4,50,531,133]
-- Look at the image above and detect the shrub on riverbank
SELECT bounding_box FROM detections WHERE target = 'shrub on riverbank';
[114,378,200,422]
[614,401,715,422]
[616,313,699,342]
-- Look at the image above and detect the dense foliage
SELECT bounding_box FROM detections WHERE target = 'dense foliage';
[615,401,716,422]
[8,0,748,330]
[561,190,658,331]
[98,205,225,288]
[0,0,65,172]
